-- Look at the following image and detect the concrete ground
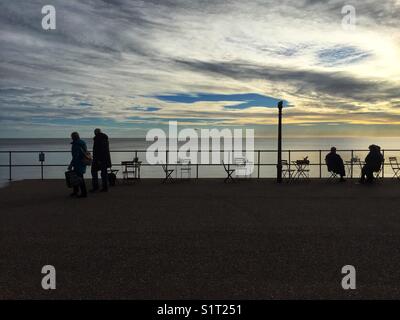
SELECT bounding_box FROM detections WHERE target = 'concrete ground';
[1,178,400,299]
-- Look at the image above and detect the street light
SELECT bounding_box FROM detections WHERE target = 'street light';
[277,101,283,183]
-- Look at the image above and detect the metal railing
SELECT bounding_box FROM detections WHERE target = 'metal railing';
[0,149,398,180]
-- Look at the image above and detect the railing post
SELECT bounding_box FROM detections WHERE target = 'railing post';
[276,102,283,183]
[8,151,12,181]
[288,150,291,177]
[351,150,354,179]
[319,150,322,178]
[257,150,260,179]
[382,149,385,178]
[39,151,44,180]
[166,149,169,179]
[196,163,199,179]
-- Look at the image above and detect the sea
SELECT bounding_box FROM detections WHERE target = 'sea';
[1,137,400,187]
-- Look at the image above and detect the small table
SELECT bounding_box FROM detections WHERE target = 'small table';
[121,161,142,180]
[291,160,310,179]
[345,158,363,177]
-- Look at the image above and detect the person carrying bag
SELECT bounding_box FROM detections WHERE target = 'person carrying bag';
[67,132,88,198]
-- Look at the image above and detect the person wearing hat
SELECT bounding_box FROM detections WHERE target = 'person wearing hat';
[91,128,112,192]
[325,146,346,182]
[360,144,384,183]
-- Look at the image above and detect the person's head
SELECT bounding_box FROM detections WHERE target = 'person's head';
[94,128,101,136]
[369,144,378,152]
[71,132,80,141]
[330,147,337,153]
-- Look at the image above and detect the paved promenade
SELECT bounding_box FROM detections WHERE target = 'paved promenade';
[1,179,400,299]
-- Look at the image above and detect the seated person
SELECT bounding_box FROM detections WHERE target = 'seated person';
[325,147,346,181]
[360,144,384,183]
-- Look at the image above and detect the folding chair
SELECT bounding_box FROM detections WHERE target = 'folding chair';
[161,164,174,183]
[325,160,338,181]
[328,170,338,180]
[389,157,400,179]
[372,159,385,179]
[222,161,235,183]
[281,160,295,180]
[107,168,119,186]
[179,158,192,179]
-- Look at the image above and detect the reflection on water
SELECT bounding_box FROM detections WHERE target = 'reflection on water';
[1,137,399,180]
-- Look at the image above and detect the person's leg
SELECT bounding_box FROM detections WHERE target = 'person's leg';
[71,170,79,196]
[366,169,374,183]
[71,186,79,196]
[91,165,99,191]
[79,173,87,197]
[100,164,108,191]
[360,166,367,182]
[339,166,346,181]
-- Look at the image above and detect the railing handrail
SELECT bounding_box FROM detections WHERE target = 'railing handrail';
[1,148,400,153]
[1,148,399,181]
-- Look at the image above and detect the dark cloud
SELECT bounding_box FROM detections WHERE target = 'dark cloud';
[173,59,400,103]
[1,0,400,136]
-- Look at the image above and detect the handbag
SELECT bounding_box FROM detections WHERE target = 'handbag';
[81,148,93,165]
[65,170,82,188]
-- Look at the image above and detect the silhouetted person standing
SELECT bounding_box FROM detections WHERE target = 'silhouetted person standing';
[360,144,384,183]
[91,128,111,192]
[325,147,346,181]
[68,132,88,198]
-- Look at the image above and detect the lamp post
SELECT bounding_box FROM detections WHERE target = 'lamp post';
[277,101,283,183]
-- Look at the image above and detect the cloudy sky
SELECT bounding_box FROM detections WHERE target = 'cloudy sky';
[1,0,400,137]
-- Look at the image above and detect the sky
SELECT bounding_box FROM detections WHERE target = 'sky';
[1,0,400,138]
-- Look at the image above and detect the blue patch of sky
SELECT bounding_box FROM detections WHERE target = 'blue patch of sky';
[153,93,289,110]
[318,46,371,66]
[132,106,161,112]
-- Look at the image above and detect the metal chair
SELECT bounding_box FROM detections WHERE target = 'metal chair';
[161,164,174,183]
[107,168,119,186]
[179,158,192,179]
[325,160,338,181]
[222,161,235,183]
[234,157,253,178]
[389,157,400,179]
[281,160,295,180]
[328,170,338,180]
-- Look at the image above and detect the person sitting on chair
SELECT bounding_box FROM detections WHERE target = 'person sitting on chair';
[325,147,346,182]
[360,144,384,184]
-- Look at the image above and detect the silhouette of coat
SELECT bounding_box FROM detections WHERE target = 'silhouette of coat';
[325,152,345,176]
[365,146,384,172]
[92,132,112,170]
[70,139,88,175]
